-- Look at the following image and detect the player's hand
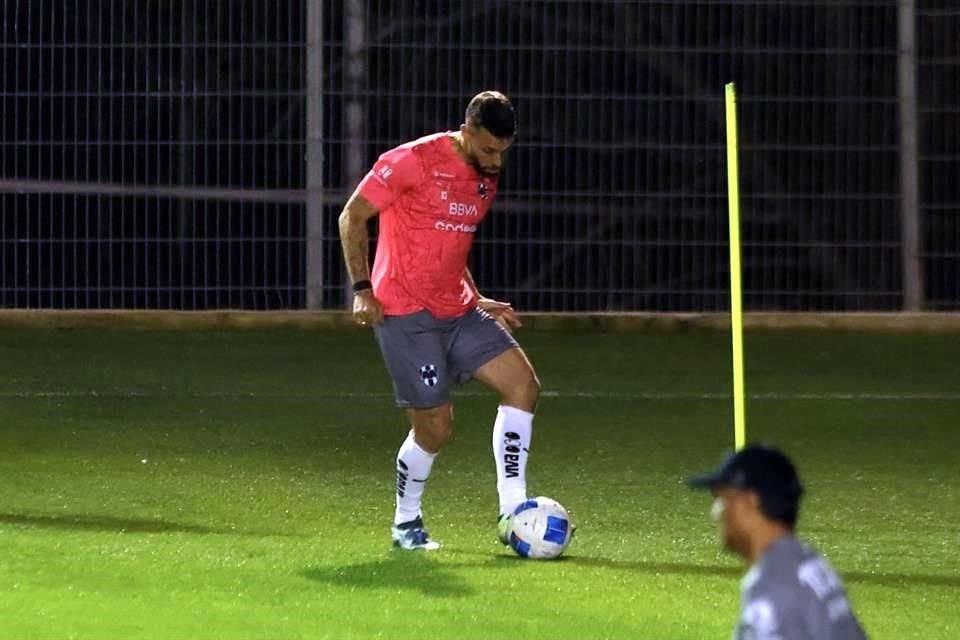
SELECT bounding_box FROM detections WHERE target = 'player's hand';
[353,290,384,327]
[477,297,522,330]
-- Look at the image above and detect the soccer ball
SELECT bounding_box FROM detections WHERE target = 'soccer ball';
[508,496,573,560]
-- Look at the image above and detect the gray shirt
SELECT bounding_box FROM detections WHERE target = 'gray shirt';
[735,536,867,640]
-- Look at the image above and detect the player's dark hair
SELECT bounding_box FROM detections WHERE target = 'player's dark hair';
[758,487,803,529]
[465,91,517,139]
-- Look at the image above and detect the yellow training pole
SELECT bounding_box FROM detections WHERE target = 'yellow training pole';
[725,83,746,451]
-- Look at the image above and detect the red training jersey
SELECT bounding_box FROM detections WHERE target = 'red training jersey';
[357,132,498,319]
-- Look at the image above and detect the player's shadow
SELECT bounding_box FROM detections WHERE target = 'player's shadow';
[562,555,741,578]
[838,569,960,590]
[0,511,297,537]
[302,551,521,598]
[560,556,960,589]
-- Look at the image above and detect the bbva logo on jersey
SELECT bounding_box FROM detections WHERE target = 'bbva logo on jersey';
[448,202,478,217]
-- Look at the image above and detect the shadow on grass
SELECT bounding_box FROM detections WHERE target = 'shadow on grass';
[308,549,960,593]
[302,550,528,598]
[0,511,299,537]
[562,555,742,578]
[562,556,960,590]
[841,570,960,590]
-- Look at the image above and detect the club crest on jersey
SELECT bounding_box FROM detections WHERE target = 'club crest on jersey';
[478,182,488,199]
[419,365,439,387]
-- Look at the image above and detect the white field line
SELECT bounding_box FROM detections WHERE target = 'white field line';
[2,390,959,401]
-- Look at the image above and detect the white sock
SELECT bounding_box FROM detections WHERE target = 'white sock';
[492,405,533,516]
[394,430,436,526]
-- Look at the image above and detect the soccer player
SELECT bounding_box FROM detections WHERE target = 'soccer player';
[688,445,868,639]
[337,91,538,550]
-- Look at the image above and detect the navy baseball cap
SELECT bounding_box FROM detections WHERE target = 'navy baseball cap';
[688,445,805,518]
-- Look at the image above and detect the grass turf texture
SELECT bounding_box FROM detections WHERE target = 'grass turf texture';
[0,328,957,639]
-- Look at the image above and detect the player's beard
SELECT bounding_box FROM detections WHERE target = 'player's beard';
[474,160,502,178]
[467,152,502,178]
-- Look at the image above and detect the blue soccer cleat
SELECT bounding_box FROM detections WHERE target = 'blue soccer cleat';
[391,516,440,551]
[496,513,513,546]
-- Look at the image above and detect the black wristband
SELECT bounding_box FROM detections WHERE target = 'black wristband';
[352,279,373,293]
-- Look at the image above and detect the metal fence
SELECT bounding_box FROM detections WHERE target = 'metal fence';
[918,2,960,310]
[1,1,957,312]
[1,1,307,309]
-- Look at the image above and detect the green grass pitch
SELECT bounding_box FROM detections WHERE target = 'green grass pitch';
[1,327,957,639]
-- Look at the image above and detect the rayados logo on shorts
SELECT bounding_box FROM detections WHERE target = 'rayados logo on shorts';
[434,220,477,234]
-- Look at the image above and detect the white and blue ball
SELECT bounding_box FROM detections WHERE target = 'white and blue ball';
[508,496,573,560]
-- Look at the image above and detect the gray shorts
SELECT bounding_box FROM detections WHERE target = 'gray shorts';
[373,308,519,408]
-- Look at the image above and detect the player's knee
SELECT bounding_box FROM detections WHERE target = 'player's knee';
[432,410,454,445]
[524,372,542,405]
[418,422,452,452]
[412,406,454,452]
[502,370,540,411]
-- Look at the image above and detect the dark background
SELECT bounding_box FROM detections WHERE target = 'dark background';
[1,1,957,310]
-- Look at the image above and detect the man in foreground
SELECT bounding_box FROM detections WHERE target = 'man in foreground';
[688,445,868,639]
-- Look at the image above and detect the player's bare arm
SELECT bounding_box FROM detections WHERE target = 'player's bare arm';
[465,267,522,329]
[338,191,384,326]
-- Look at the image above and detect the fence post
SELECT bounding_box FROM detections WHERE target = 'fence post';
[342,0,368,306]
[898,0,923,310]
[305,0,325,309]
